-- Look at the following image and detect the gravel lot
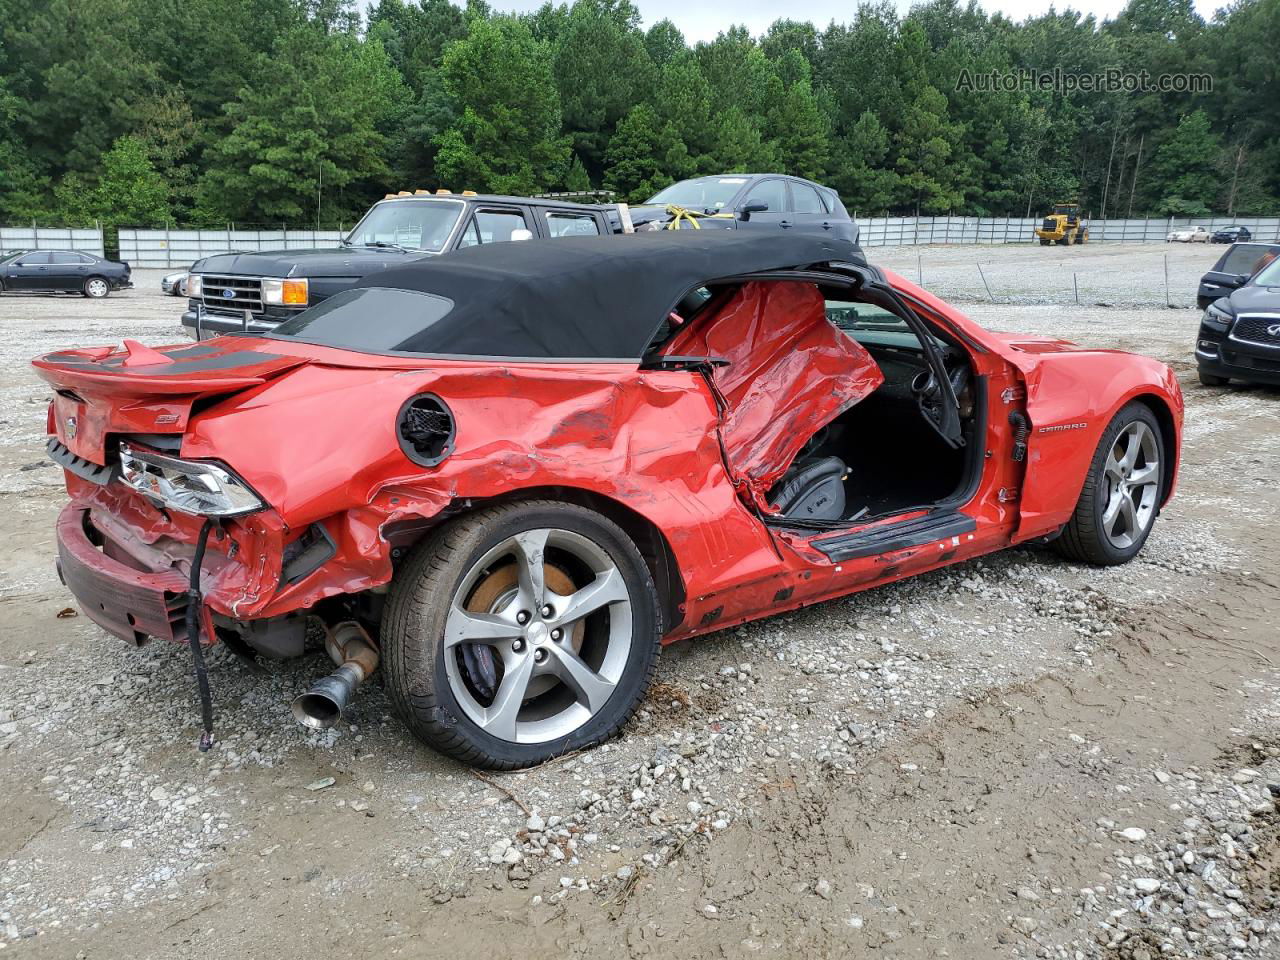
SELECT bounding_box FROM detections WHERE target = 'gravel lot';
[1,243,1278,959]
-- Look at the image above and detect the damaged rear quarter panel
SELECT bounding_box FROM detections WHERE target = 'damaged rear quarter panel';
[180,357,785,629]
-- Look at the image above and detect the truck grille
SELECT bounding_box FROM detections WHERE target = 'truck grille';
[1041,218,1056,231]
[199,275,264,315]
[1230,314,1280,348]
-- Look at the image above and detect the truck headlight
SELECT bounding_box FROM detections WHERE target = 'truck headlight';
[187,274,203,298]
[118,443,264,517]
[262,278,308,306]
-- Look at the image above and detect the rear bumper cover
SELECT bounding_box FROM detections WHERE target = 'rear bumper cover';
[55,503,188,645]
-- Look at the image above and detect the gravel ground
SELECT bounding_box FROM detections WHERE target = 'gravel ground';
[1,244,1278,959]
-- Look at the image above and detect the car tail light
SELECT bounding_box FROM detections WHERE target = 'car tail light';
[118,443,264,516]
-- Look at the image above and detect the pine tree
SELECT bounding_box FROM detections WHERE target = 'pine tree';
[195,26,406,223]
[433,16,570,195]
[54,135,170,226]
[603,103,682,202]
[1149,110,1220,215]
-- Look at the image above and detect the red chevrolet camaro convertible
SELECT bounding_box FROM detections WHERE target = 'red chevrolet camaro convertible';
[34,232,1182,768]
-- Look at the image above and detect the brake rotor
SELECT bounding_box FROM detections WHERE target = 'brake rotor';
[462,561,585,701]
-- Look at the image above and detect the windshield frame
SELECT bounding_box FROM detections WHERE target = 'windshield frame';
[343,197,467,253]
[645,177,750,213]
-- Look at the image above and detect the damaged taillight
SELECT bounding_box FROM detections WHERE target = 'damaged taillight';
[118,443,265,517]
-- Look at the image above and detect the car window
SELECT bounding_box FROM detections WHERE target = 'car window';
[345,198,464,252]
[646,177,748,212]
[50,252,84,265]
[1218,243,1280,276]
[1250,254,1280,286]
[826,301,908,335]
[545,213,600,237]
[791,184,825,214]
[18,252,51,265]
[457,210,529,248]
[745,179,787,213]
[272,288,456,351]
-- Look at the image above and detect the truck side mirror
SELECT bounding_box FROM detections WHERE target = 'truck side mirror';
[738,200,769,221]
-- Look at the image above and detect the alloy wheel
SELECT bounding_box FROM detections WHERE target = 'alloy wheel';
[86,279,108,298]
[1101,421,1160,550]
[442,528,633,744]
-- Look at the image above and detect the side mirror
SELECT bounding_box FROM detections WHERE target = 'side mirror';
[510,228,533,242]
[737,200,769,221]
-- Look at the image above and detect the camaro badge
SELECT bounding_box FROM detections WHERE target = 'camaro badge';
[65,415,78,440]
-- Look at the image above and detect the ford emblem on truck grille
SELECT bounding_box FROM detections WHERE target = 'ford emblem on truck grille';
[222,288,237,299]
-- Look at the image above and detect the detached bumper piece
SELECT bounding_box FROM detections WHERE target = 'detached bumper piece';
[55,504,189,646]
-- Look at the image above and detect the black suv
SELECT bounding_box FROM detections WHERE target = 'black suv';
[627,174,858,243]
[1196,242,1280,310]
[182,193,614,339]
[1196,249,1280,387]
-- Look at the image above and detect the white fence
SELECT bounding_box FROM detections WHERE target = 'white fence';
[117,227,345,269]
[0,225,105,257]
[856,215,1280,246]
[11,216,1280,267]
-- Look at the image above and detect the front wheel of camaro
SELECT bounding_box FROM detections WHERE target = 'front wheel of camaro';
[1055,402,1165,566]
[382,500,663,769]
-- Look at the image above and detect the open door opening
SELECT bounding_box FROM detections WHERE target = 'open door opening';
[654,274,983,532]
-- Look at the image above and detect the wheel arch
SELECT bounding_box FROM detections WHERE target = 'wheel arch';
[1130,392,1179,508]
[387,485,687,635]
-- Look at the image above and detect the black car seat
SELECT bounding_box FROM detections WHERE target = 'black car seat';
[769,455,848,522]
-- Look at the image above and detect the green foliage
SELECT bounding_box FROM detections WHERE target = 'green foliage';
[54,136,170,226]
[2,0,1279,225]
[1149,110,1221,214]
[194,26,406,224]
[604,103,680,201]
[434,16,570,195]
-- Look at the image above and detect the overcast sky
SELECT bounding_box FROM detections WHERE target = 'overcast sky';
[472,0,1225,42]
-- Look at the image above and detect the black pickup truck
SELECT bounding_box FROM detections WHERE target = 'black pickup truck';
[182,192,616,338]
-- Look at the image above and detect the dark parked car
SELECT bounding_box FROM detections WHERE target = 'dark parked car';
[1212,225,1252,244]
[626,174,859,245]
[181,192,616,339]
[1195,251,1280,387]
[1196,242,1280,309]
[0,250,131,298]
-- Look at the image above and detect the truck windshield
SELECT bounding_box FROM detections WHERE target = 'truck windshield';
[344,199,465,253]
[646,177,748,212]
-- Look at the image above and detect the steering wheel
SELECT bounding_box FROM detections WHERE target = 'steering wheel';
[911,368,945,429]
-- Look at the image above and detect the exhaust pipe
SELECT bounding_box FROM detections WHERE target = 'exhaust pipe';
[291,621,379,730]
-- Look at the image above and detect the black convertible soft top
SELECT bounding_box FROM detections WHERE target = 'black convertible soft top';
[299,231,863,361]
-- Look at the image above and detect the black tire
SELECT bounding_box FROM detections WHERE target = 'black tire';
[1198,371,1229,387]
[83,276,110,298]
[1055,402,1165,566]
[1039,238,1050,246]
[382,499,663,769]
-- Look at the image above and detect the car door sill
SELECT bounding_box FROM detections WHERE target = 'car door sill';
[810,510,976,562]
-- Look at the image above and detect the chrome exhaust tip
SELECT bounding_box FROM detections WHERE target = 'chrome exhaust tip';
[291,622,379,731]
[291,663,363,729]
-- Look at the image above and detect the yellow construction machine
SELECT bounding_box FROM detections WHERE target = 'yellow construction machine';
[1034,202,1089,245]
